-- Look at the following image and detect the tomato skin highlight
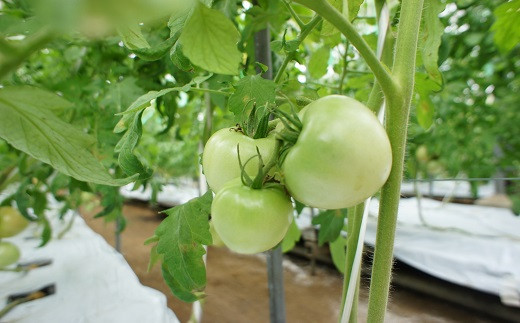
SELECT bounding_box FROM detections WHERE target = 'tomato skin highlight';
[282,95,392,209]
[0,206,29,238]
[211,179,293,254]
[202,128,277,193]
[0,241,21,268]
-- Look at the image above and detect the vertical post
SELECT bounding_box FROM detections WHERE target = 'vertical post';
[253,9,286,323]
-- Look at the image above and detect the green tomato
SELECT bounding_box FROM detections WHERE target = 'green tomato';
[415,145,429,164]
[211,179,293,254]
[0,241,21,268]
[0,206,29,238]
[202,128,277,192]
[282,95,392,209]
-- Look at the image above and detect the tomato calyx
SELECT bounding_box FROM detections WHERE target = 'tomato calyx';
[237,142,280,190]
[272,108,303,165]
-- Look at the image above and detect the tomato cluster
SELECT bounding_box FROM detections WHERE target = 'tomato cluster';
[0,207,29,268]
[203,95,392,254]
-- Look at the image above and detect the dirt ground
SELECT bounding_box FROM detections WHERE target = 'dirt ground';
[81,203,495,323]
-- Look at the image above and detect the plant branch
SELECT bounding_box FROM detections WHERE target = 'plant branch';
[282,0,305,29]
[366,0,425,321]
[190,87,231,96]
[273,15,322,83]
[292,0,398,98]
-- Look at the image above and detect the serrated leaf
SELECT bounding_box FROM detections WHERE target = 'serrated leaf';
[308,46,330,79]
[147,243,163,272]
[118,24,151,50]
[312,209,346,246]
[0,86,135,186]
[491,0,520,53]
[162,263,199,302]
[227,75,277,117]
[155,191,213,301]
[329,235,346,274]
[281,220,301,253]
[115,111,153,180]
[179,3,241,75]
[420,0,444,88]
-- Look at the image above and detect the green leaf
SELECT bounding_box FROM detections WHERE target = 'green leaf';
[419,0,444,88]
[155,191,213,302]
[281,220,301,253]
[491,0,520,53]
[115,111,153,180]
[132,36,178,61]
[308,46,330,79]
[0,86,135,186]
[416,93,434,130]
[170,42,193,71]
[118,24,151,50]
[348,0,364,21]
[312,209,346,246]
[329,235,346,274]
[322,0,342,36]
[179,3,241,75]
[162,263,199,302]
[147,243,163,272]
[228,75,277,117]
[415,73,436,130]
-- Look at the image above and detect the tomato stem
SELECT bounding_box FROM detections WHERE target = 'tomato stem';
[273,15,322,84]
[291,0,399,99]
[366,0,425,321]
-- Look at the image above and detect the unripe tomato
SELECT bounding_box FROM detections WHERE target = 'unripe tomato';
[202,128,277,192]
[0,241,21,268]
[415,145,429,164]
[282,95,392,209]
[211,179,293,254]
[0,206,29,238]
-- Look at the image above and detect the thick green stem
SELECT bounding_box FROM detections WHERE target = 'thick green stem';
[366,0,425,322]
[292,0,398,99]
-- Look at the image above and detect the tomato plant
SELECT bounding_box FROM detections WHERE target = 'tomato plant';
[0,241,21,268]
[211,179,293,254]
[281,95,392,209]
[0,207,29,238]
[202,127,277,192]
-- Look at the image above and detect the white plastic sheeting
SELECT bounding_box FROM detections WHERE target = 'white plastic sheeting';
[400,180,495,199]
[120,180,199,207]
[0,209,179,323]
[365,198,520,307]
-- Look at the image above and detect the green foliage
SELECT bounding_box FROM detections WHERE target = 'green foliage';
[228,74,277,120]
[311,209,347,246]
[179,2,242,75]
[154,191,213,302]
[0,86,135,186]
[281,220,302,252]
[491,0,520,53]
[329,235,347,274]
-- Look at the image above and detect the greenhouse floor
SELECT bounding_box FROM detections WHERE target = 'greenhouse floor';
[81,203,499,323]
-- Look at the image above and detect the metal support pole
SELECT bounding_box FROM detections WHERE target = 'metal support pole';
[266,246,286,323]
[253,6,286,323]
